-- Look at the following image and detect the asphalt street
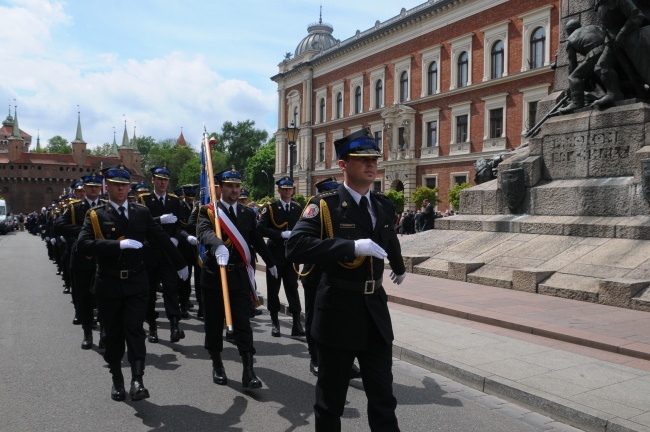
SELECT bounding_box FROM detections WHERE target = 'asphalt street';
[0,231,582,432]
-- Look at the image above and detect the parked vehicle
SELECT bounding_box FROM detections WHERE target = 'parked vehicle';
[0,199,9,234]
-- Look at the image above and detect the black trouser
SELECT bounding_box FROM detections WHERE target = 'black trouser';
[146,260,181,322]
[265,258,301,314]
[303,281,318,362]
[315,320,399,432]
[96,280,148,366]
[201,267,255,355]
[73,268,95,325]
[193,262,203,312]
[178,265,192,307]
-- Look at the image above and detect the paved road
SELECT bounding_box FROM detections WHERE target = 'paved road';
[0,231,582,431]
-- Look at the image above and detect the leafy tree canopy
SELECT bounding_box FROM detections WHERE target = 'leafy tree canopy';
[411,186,442,209]
[89,142,113,157]
[385,189,405,213]
[215,120,268,178]
[46,135,71,154]
[244,138,275,200]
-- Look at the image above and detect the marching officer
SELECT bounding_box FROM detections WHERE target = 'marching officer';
[287,129,406,432]
[178,184,201,318]
[139,166,198,343]
[197,167,278,389]
[77,164,188,401]
[257,176,305,337]
[53,172,102,349]
[298,176,361,380]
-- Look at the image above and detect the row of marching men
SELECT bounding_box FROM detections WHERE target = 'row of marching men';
[51,128,408,432]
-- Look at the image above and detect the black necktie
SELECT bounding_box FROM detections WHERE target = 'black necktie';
[118,205,128,225]
[159,196,165,207]
[228,205,237,222]
[285,203,290,214]
[90,201,96,208]
[359,196,372,229]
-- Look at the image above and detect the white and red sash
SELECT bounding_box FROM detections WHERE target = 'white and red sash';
[209,204,258,302]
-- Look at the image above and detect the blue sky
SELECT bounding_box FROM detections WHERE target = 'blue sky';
[0,0,423,150]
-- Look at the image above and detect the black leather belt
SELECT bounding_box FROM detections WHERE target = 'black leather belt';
[322,274,383,295]
[98,263,144,279]
[224,262,247,271]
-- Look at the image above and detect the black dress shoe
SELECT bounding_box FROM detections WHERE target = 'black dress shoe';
[309,361,319,377]
[129,379,150,401]
[170,328,185,343]
[349,363,362,380]
[213,367,228,385]
[291,314,306,337]
[250,308,263,317]
[56,270,62,275]
[72,315,81,325]
[81,329,93,350]
[148,322,158,343]
[111,384,126,401]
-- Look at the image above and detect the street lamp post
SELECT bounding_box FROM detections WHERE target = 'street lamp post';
[286,121,300,181]
[261,169,270,195]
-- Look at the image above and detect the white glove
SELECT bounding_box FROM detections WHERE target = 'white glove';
[214,245,229,266]
[177,266,189,280]
[59,236,66,242]
[120,239,143,250]
[160,213,177,224]
[354,239,387,259]
[50,238,56,245]
[170,237,179,247]
[45,237,50,242]
[186,235,198,245]
[281,231,291,239]
[390,271,406,285]
[268,265,278,279]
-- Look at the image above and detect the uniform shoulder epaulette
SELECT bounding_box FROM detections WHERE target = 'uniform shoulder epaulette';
[315,190,338,201]
[168,193,179,199]
[132,202,146,207]
[240,205,254,214]
[69,199,82,204]
[139,193,151,198]
[100,198,109,203]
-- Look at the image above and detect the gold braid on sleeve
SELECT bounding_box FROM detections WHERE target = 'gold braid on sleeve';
[89,209,104,240]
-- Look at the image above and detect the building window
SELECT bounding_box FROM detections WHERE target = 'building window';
[426,121,438,147]
[336,92,342,119]
[454,174,468,185]
[457,52,468,88]
[319,98,325,123]
[456,115,468,142]
[399,71,408,103]
[425,177,437,189]
[530,27,545,69]
[528,101,538,130]
[373,180,382,192]
[375,80,383,109]
[293,106,299,125]
[489,108,503,138]
[354,86,362,114]
[318,142,325,162]
[374,130,383,152]
[491,40,504,79]
[427,61,438,95]
[398,127,405,150]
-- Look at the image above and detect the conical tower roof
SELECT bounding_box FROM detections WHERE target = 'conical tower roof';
[71,110,86,144]
[110,129,119,156]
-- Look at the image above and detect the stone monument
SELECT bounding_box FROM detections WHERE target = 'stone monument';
[399,0,650,311]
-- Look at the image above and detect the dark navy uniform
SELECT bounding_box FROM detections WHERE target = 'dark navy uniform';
[287,129,406,432]
[177,184,200,316]
[77,164,187,401]
[257,176,304,337]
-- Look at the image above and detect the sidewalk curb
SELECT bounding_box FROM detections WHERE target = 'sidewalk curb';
[260,294,645,432]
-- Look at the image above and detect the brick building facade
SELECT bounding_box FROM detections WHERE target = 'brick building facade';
[0,108,144,213]
[271,0,559,211]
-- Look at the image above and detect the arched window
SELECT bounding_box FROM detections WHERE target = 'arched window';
[336,92,342,119]
[319,98,325,123]
[293,106,299,125]
[354,86,362,114]
[490,40,504,79]
[457,51,468,88]
[427,61,438,95]
[375,79,383,109]
[399,71,408,103]
[530,27,545,69]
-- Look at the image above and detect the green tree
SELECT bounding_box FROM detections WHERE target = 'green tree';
[135,136,158,172]
[411,186,442,209]
[177,153,201,187]
[46,136,71,154]
[385,189,405,213]
[448,182,471,211]
[146,141,196,189]
[90,143,113,157]
[216,120,268,178]
[292,194,307,208]
[245,138,275,200]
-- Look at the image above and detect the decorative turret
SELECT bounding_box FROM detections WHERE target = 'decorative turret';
[8,106,24,162]
[294,8,337,58]
[2,104,13,127]
[71,109,87,166]
[110,128,119,156]
[36,130,41,152]
[118,119,137,170]
[177,128,186,146]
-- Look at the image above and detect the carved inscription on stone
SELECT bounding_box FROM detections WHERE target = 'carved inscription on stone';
[542,126,640,179]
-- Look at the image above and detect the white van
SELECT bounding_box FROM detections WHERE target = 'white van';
[0,199,8,234]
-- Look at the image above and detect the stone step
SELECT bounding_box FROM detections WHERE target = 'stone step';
[435,214,650,240]
[532,272,601,302]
